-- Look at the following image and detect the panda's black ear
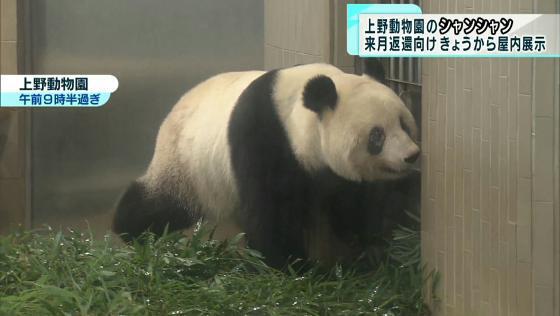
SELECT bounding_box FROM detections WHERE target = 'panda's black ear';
[303,75,338,114]
[363,58,386,84]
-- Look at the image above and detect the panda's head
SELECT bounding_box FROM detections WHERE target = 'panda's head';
[302,60,419,182]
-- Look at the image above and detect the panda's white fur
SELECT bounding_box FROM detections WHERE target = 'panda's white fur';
[114,63,419,267]
[274,64,418,182]
[143,71,265,221]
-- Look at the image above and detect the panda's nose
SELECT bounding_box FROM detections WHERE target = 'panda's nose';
[404,150,420,164]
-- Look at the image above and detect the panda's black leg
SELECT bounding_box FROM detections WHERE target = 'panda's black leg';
[112,181,199,242]
[239,199,307,269]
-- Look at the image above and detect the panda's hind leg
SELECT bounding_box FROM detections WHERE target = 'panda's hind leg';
[112,181,199,242]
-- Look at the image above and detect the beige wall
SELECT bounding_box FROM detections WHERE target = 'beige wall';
[421,0,560,315]
[264,0,331,69]
[264,0,354,71]
[0,0,28,233]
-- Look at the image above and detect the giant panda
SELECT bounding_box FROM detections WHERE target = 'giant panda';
[113,61,420,268]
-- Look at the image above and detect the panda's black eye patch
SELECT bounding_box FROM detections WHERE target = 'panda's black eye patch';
[400,116,411,136]
[368,126,385,155]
